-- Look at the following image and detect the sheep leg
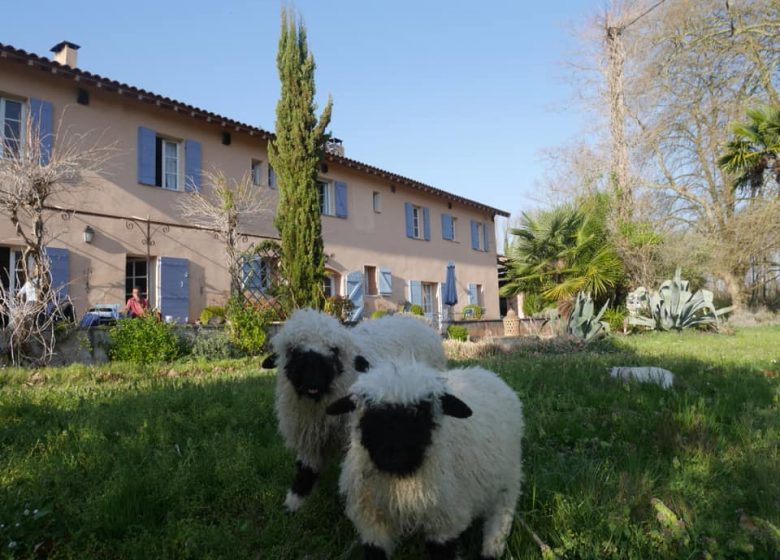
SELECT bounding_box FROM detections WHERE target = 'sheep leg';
[362,543,390,559]
[284,459,319,512]
[480,491,518,559]
[424,538,458,559]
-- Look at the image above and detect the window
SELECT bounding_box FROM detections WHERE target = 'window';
[471,221,490,251]
[412,205,422,239]
[125,257,148,302]
[251,159,263,186]
[241,256,271,293]
[323,272,339,298]
[317,180,336,216]
[372,191,381,213]
[155,137,180,190]
[364,266,377,296]
[422,282,436,316]
[0,97,23,159]
[0,247,24,295]
[268,164,277,188]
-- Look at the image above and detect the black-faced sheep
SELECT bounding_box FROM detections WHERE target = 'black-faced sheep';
[262,309,447,512]
[326,361,524,560]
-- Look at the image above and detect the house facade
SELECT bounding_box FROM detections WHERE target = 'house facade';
[0,41,508,322]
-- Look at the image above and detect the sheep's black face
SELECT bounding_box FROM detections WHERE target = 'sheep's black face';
[359,401,434,477]
[284,347,343,401]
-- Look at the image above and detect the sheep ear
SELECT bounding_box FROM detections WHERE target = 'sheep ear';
[326,396,357,416]
[261,353,278,369]
[440,394,472,419]
[354,355,370,372]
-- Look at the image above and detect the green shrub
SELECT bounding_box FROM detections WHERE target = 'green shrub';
[447,324,469,341]
[324,296,354,322]
[109,316,180,364]
[462,304,483,319]
[603,307,627,332]
[226,299,269,356]
[370,310,388,320]
[191,330,244,360]
[409,304,425,316]
[199,306,226,325]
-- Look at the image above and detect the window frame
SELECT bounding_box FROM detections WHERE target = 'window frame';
[317,179,336,216]
[451,216,458,241]
[125,257,149,302]
[155,135,182,191]
[412,205,422,239]
[242,255,271,294]
[251,159,263,186]
[422,282,435,316]
[372,191,382,213]
[0,96,25,160]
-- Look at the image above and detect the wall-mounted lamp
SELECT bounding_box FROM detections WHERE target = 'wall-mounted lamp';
[83,225,95,244]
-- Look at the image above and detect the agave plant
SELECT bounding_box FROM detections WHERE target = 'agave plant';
[628,269,734,331]
[567,292,610,342]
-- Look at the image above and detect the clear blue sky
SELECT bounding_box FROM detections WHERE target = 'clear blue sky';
[3,0,596,230]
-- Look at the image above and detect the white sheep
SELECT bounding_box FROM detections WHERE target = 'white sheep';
[326,361,524,559]
[262,309,447,512]
[609,366,674,389]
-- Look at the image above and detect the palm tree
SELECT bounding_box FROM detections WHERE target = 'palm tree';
[500,198,623,312]
[718,105,780,196]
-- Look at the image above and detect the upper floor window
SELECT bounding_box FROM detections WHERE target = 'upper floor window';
[372,192,382,213]
[317,180,336,216]
[404,202,430,241]
[251,159,263,186]
[268,164,277,188]
[471,220,491,252]
[411,205,423,239]
[155,137,180,190]
[0,97,23,159]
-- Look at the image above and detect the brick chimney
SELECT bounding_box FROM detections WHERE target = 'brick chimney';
[50,41,80,68]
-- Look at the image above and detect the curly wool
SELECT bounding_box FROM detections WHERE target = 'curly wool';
[339,363,524,558]
[273,310,447,469]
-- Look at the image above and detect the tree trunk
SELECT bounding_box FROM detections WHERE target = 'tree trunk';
[722,270,748,310]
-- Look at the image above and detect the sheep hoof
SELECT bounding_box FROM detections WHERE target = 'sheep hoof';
[284,490,305,513]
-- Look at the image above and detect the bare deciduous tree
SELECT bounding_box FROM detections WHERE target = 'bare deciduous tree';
[566,0,780,307]
[0,113,113,364]
[177,170,270,296]
[0,116,113,296]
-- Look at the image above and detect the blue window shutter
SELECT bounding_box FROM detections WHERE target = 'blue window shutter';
[423,207,431,241]
[404,203,414,238]
[45,247,69,298]
[346,270,364,321]
[29,98,54,165]
[335,181,348,218]
[441,213,454,240]
[409,280,423,306]
[157,257,189,323]
[137,127,156,186]
[378,267,392,295]
[470,220,480,250]
[468,283,478,305]
[184,139,202,192]
[483,222,490,252]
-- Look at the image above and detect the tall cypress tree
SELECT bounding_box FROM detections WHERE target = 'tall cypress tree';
[269,9,332,311]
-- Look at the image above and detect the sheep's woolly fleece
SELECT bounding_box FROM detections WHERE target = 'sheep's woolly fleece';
[350,359,448,405]
[339,363,524,558]
[609,366,675,389]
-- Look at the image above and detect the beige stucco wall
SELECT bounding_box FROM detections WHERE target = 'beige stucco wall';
[0,58,501,321]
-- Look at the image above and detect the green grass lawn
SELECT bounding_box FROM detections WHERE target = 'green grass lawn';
[1,327,779,559]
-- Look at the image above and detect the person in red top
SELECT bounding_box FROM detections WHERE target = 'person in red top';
[122,287,148,318]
